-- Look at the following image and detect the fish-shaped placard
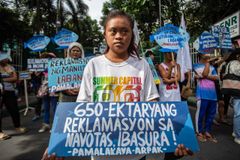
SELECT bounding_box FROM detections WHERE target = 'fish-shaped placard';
[52,28,79,49]
[211,26,232,49]
[0,49,12,61]
[150,24,189,53]
[24,35,50,52]
[194,31,218,54]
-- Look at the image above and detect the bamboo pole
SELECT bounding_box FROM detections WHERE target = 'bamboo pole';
[171,52,178,86]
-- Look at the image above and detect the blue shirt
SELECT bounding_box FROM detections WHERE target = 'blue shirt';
[193,63,217,101]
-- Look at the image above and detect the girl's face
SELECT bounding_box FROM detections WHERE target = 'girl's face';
[165,52,175,61]
[70,46,82,58]
[104,16,132,56]
[201,54,211,63]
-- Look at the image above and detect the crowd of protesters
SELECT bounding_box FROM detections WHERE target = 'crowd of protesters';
[0,9,239,160]
[146,47,240,146]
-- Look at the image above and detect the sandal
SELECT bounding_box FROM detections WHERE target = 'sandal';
[205,133,218,143]
[220,119,232,126]
[197,133,207,142]
[213,119,220,126]
[0,132,11,141]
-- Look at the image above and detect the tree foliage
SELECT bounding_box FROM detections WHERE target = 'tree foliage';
[0,6,31,49]
[101,0,182,48]
[0,0,103,50]
[184,0,240,41]
[102,0,240,46]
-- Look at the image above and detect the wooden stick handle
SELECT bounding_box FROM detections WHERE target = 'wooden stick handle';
[171,52,178,86]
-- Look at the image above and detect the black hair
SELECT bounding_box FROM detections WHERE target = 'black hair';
[145,50,154,57]
[225,48,240,64]
[103,10,140,59]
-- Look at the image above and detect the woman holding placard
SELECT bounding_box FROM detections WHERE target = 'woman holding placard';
[59,42,85,102]
[38,52,59,133]
[157,52,181,102]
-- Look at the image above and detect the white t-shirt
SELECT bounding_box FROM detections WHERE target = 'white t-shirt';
[77,55,160,160]
[77,55,159,102]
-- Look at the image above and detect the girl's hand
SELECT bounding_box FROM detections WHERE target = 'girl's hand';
[41,148,64,160]
[186,82,191,89]
[65,89,79,95]
[174,144,193,157]
[194,74,202,79]
[170,61,177,68]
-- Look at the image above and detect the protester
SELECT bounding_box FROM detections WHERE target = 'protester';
[157,51,183,159]
[38,52,59,133]
[31,71,44,121]
[42,10,192,160]
[221,52,237,121]
[224,49,240,144]
[0,56,27,140]
[59,42,85,102]
[157,52,181,102]
[193,53,219,143]
[208,55,230,126]
[146,49,155,61]
[179,70,192,101]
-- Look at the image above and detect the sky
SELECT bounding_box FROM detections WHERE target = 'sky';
[84,0,108,23]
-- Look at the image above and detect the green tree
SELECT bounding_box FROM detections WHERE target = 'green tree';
[65,15,103,48]
[102,0,240,45]
[184,0,240,41]
[23,0,56,35]
[0,6,31,49]
[56,0,88,36]
[101,0,182,48]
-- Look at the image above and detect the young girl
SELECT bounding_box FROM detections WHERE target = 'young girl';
[76,12,159,103]
[42,10,191,160]
[193,53,219,143]
[77,10,189,160]
[157,52,181,102]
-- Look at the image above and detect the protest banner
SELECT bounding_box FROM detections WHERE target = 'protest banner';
[27,58,48,72]
[48,101,199,157]
[18,71,34,115]
[211,26,232,49]
[24,35,50,52]
[18,71,31,80]
[193,31,218,54]
[48,57,92,92]
[214,11,240,38]
[150,23,189,53]
[0,49,12,62]
[52,28,79,49]
[145,57,160,84]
